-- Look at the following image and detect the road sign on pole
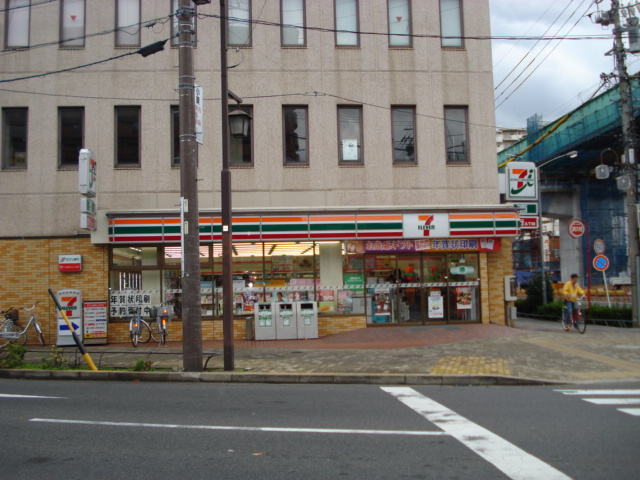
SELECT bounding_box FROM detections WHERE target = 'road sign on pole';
[594,239,606,255]
[593,255,610,272]
[568,219,586,239]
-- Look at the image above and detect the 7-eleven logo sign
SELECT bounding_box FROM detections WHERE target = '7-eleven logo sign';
[403,214,449,239]
[506,162,538,200]
[418,215,435,236]
[61,296,78,317]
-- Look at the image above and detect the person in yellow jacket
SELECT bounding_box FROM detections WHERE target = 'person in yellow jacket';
[562,273,585,325]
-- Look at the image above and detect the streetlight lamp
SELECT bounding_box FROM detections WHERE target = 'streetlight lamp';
[537,150,578,305]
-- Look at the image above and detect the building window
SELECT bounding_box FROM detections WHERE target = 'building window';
[388,0,411,47]
[338,106,363,165]
[444,106,468,164]
[171,0,197,47]
[5,0,30,48]
[59,107,84,167]
[281,0,305,46]
[228,0,251,47]
[335,0,358,46]
[440,0,463,48]
[116,0,141,47]
[283,106,308,165]
[2,108,27,169]
[60,0,85,48]
[392,106,416,164]
[230,105,253,165]
[115,106,141,167]
[171,105,180,166]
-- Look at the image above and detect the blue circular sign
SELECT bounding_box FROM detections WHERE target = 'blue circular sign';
[593,255,609,272]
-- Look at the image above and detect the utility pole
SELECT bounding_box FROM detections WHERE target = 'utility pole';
[220,0,235,371]
[610,0,640,327]
[178,0,203,370]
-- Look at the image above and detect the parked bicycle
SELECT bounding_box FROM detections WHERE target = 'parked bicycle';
[149,304,173,345]
[562,297,586,334]
[128,307,153,347]
[0,302,45,347]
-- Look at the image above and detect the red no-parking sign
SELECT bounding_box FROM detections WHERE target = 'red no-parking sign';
[593,255,610,272]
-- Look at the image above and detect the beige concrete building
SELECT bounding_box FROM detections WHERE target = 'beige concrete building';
[1,0,517,346]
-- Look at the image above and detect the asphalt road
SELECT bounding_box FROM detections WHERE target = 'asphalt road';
[0,380,638,479]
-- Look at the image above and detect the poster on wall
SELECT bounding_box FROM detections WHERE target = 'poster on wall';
[456,287,472,310]
[374,288,391,316]
[337,290,353,313]
[428,292,444,319]
[83,300,108,344]
[318,290,335,312]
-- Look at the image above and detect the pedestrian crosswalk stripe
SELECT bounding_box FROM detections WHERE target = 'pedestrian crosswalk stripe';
[618,408,640,416]
[583,398,640,405]
[555,389,640,417]
[554,389,640,395]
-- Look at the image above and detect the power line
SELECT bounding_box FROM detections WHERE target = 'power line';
[0,38,173,84]
[0,0,57,14]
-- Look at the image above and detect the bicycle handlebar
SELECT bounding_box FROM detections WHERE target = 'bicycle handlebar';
[21,302,40,311]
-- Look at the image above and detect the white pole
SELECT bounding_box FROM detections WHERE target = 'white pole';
[603,271,611,308]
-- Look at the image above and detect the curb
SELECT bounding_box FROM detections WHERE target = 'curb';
[0,368,567,386]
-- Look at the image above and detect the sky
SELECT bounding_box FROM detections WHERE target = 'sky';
[489,0,630,128]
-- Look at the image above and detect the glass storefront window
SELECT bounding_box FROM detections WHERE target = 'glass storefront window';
[111,246,158,267]
[107,242,484,324]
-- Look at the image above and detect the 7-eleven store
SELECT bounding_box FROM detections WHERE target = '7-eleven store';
[104,207,519,340]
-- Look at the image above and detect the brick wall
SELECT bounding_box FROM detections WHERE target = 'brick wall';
[0,237,108,346]
[485,239,514,325]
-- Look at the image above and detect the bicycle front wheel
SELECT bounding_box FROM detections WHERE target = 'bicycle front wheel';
[576,312,586,334]
[130,319,139,347]
[561,308,570,331]
[34,322,45,346]
[148,320,160,343]
[139,321,152,343]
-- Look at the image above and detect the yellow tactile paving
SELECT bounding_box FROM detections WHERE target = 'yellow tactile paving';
[430,356,512,376]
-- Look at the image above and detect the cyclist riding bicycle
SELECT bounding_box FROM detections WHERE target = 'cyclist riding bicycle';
[561,273,585,325]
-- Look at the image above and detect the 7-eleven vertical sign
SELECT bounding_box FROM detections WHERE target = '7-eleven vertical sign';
[56,289,83,346]
[506,162,538,201]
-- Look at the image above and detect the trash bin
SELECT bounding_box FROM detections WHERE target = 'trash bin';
[254,303,276,340]
[296,301,318,339]
[275,302,297,340]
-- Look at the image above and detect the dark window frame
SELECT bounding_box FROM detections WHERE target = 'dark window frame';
[227,0,252,47]
[337,105,364,166]
[444,106,469,165]
[59,0,86,48]
[440,0,464,48]
[58,106,85,169]
[283,105,309,166]
[4,0,31,49]
[171,105,180,167]
[334,0,359,47]
[2,107,28,170]
[391,105,417,165]
[281,0,306,47]
[114,106,141,168]
[115,0,141,47]
[388,0,412,48]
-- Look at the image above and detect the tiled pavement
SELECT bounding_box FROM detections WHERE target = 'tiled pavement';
[15,318,640,385]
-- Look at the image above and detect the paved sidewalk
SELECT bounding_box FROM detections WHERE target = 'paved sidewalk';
[9,317,639,385]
